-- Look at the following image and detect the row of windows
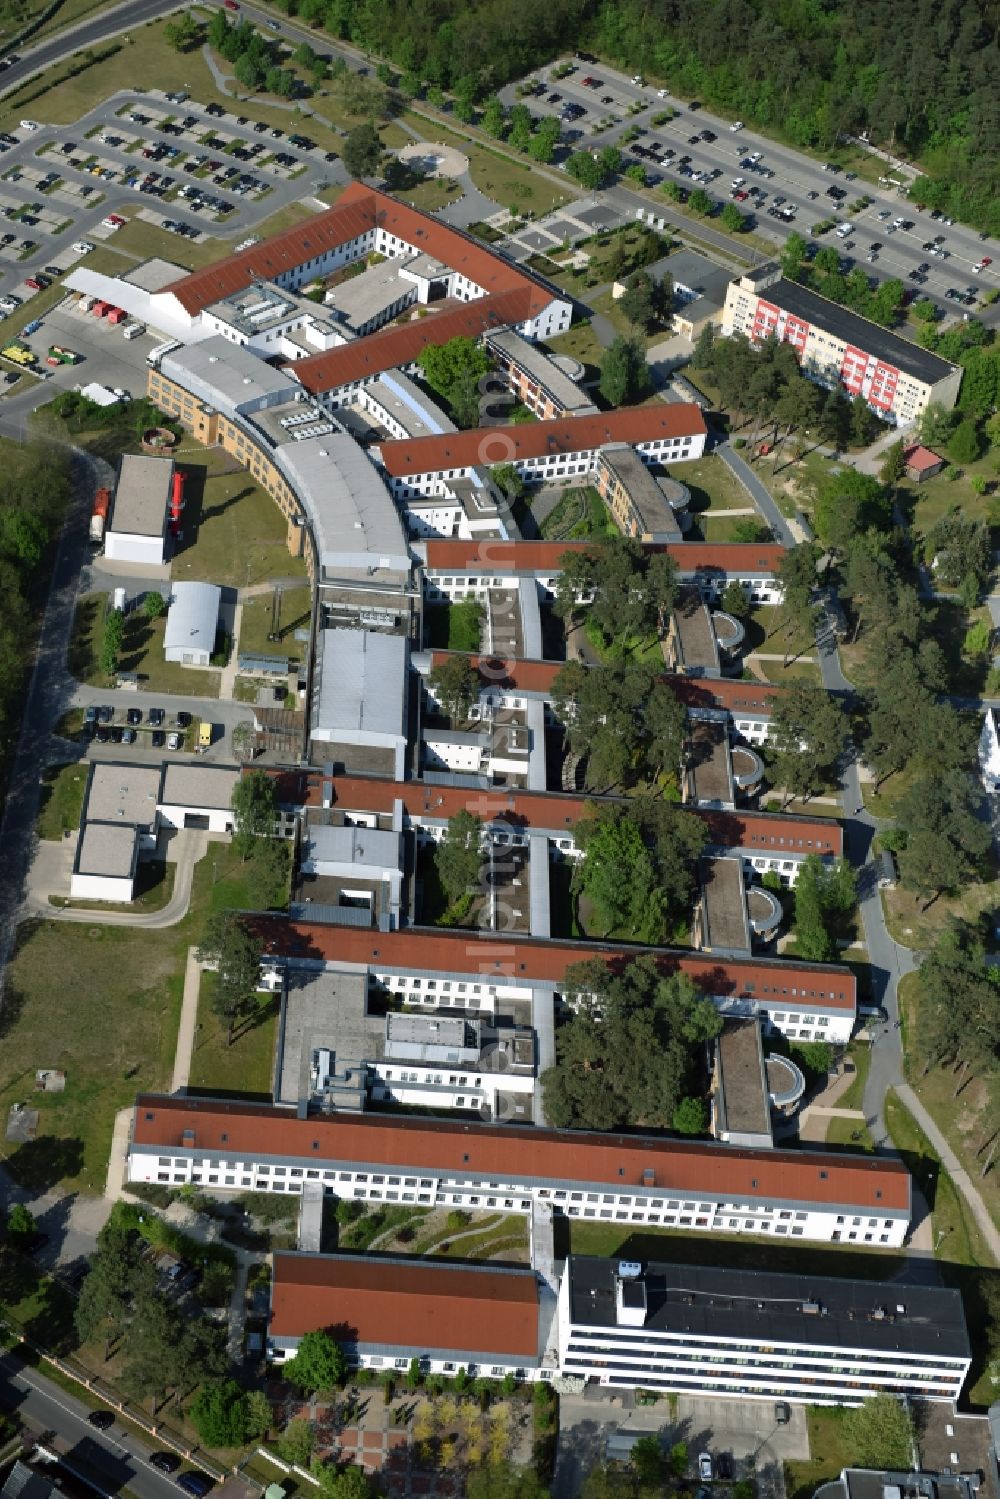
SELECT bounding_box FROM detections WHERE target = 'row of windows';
[565,1338,963,1375]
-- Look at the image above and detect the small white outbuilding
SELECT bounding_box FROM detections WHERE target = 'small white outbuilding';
[164,581,221,667]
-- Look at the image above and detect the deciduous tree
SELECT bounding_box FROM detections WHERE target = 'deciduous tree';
[436,809,483,905]
[599,335,651,407]
[767,683,848,806]
[428,654,478,721]
[284,1330,348,1393]
[342,121,382,178]
[230,769,277,860]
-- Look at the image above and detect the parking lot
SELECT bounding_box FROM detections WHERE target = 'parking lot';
[500,58,1000,321]
[0,85,344,376]
[8,292,158,389]
[553,1391,808,1499]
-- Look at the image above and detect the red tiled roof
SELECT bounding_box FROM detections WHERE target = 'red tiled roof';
[902,444,944,473]
[381,406,708,478]
[422,539,785,574]
[133,1095,910,1211]
[290,285,541,395]
[249,917,856,1011]
[162,182,544,318]
[270,1252,539,1357]
[267,767,841,858]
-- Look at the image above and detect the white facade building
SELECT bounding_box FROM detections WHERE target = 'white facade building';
[558,1258,970,1405]
[128,1096,910,1246]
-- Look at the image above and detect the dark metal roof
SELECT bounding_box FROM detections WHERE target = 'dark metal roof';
[567,1256,971,1360]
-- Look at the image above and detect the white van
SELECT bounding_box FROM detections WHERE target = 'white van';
[123,322,146,340]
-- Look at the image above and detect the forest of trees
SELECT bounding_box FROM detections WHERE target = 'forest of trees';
[590,0,1000,235]
[0,441,71,792]
[272,0,1000,234]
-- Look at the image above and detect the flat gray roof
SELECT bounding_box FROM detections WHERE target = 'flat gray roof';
[701,855,750,954]
[111,453,172,538]
[164,581,220,657]
[161,336,300,415]
[304,822,401,874]
[76,822,140,879]
[688,718,732,804]
[487,328,593,413]
[123,256,187,293]
[159,763,240,810]
[600,443,682,539]
[716,1018,769,1137]
[275,432,410,577]
[85,762,161,827]
[312,628,407,741]
[324,260,411,327]
[673,589,719,672]
[759,273,958,385]
[667,249,734,313]
[366,371,455,440]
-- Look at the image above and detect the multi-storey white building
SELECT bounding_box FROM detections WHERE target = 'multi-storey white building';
[558,1257,970,1405]
[128,1096,910,1246]
[380,408,707,501]
[419,540,784,609]
[722,265,962,425]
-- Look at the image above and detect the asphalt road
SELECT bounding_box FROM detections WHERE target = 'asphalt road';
[0,1349,194,1499]
[0,0,185,98]
[502,64,1000,323]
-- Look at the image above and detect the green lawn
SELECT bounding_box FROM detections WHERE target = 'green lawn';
[396,176,465,213]
[171,443,308,589]
[403,109,570,216]
[237,585,312,662]
[543,319,604,374]
[897,971,1000,1236]
[785,1409,854,1499]
[880,857,1000,950]
[68,594,223,696]
[540,486,617,542]
[568,1221,904,1279]
[36,763,88,841]
[188,972,278,1100]
[0,843,252,1195]
[423,599,482,652]
[825,1113,873,1150]
[884,1091,992,1266]
[752,657,824,686]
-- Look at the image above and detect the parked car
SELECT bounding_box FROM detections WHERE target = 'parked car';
[699,1453,713,1482]
[775,1402,791,1425]
[72,240,94,254]
[175,711,192,728]
[167,732,182,750]
[126,707,142,726]
[150,1454,180,1474]
[122,727,136,745]
[151,730,166,749]
[148,706,165,726]
[176,1473,213,1497]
